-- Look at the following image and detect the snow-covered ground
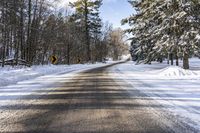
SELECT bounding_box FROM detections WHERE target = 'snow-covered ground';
[110,58,200,131]
[0,62,114,87]
[0,54,130,87]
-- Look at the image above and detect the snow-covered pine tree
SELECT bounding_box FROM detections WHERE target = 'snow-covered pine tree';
[122,0,166,64]
[157,0,200,69]
[123,0,200,69]
[178,0,200,69]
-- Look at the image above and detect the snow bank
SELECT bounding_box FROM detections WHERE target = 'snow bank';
[119,58,200,79]
[158,66,199,79]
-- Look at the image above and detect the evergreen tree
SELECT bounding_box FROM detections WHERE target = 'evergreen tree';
[123,0,200,69]
[70,0,103,62]
[0,0,125,67]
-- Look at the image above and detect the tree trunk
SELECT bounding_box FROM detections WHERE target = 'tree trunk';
[2,34,6,67]
[67,42,70,65]
[170,53,173,65]
[20,1,25,60]
[176,53,179,66]
[167,53,170,64]
[183,52,189,69]
[84,0,91,62]
[160,57,163,63]
[26,0,32,63]
[1,1,6,67]
[14,0,19,66]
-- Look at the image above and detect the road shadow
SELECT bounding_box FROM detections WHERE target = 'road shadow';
[0,61,198,133]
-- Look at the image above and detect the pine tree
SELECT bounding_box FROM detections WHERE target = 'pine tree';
[70,0,103,62]
[0,0,124,67]
[123,0,200,69]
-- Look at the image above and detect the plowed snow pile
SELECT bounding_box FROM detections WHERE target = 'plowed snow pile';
[158,66,199,79]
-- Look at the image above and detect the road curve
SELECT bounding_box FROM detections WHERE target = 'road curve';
[0,62,197,133]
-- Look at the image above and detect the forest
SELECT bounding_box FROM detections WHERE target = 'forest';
[0,0,128,67]
[123,0,200,69]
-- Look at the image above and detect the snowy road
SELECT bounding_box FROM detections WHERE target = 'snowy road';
[0,62,199,133]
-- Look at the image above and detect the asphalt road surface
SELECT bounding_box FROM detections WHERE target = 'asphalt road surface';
[0,62,197,133]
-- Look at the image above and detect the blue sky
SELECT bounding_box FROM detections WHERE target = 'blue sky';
[100,0,134,29]
[58,0,134,29]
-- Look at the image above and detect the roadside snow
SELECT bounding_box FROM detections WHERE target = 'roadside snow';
[0,63,112,87]
[157,66,198,78]
[0,61,123,110]
[110,58,200,131]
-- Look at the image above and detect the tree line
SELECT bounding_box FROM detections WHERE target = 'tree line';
[0,0,128,67]
[123,0,200,69]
